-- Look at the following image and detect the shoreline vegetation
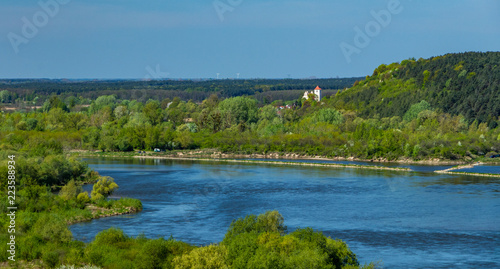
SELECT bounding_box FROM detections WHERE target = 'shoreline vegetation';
[65,201,143,225]
[73,148,500,166]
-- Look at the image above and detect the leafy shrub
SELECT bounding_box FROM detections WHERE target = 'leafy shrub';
[59,180,83,201]
[113,198,143,211]
[135,239,171,269]
[91,176,119,201]
[224,210,287,244]
[77,192,91,204]
[316,108,344,125]
[173,244,229,269]
[93,228,128,246]
[32,214,72,243]
[43,251,60,268]
[403,100,431,122]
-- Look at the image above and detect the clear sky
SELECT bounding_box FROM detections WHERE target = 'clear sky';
[1,0,499,79]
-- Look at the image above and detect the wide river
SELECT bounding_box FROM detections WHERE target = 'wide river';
[71,158,500,268]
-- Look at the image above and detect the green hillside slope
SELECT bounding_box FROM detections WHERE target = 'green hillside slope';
[333,52,500,127]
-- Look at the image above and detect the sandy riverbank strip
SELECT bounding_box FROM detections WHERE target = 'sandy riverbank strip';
[73,149,473,165]
[132,155,412,172]
[435,162,483,173]
[433,162,500,178]
[434,171,500,178]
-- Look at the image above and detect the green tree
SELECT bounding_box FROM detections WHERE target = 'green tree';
[224,210,287,244]
[0,90,14,103]
[218,96,258,127]
[316,108,344,125]
[26,118,39,131]
[173,244,229,269]
[143,100,163,125]
[90,95,117,113]
[136,239,171,269]
[91,176,119,201]
[59,180,83,201]
[42,96,69,112]
[403,100,431,122]
[259,105,278,122]
[77,192,91,204]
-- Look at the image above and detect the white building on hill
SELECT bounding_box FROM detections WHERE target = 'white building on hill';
[303,86,322,101]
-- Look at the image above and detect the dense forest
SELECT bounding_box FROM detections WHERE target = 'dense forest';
[333,52,500,126]
[0,78,360,104]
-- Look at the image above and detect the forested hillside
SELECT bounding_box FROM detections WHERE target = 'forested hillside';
[333,52,500,127]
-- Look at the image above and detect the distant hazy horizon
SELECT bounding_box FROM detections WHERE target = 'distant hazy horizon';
[2,0,499,79]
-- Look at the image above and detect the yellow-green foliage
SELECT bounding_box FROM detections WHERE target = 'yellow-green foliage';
[32,214,72,243]
[77,192,90,204]
[173,244,229,269]
[59,180,83,201]
[91,176,119,201]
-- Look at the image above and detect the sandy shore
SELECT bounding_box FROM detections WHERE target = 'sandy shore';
[433,171,500,178]
[75,149,474,165]
[133,155,412,172]
[434,162,500,178]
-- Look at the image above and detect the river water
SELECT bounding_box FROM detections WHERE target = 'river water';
[71,158,500,268]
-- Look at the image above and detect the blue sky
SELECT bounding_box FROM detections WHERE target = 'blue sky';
[1,0,499,79]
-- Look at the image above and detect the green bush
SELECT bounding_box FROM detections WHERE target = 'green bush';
[173,244,229,269]
[94,228,129,246]
[32,214,72,243]
[224,210,287,244]
[91,176,119,201]
[135,239,171,269]
[113,198,143,211]
[43,251,60,268]
[59,180,83,201]
[77,192,91,204]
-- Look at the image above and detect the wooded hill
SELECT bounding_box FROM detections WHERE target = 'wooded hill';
[332,52,500,126]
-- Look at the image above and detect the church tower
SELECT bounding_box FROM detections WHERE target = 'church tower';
[313,86,322,101]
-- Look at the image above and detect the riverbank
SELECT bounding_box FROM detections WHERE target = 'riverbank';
[73,149,497,165]
[433,171,500,178]
[75,150,500,176]
[133,155,412,172]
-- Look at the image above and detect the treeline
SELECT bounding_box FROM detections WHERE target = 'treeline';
[333,52,500,127]
[0,77,360,104]
[1,91,499,161]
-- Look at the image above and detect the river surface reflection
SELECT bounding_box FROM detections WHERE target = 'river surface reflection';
[71,158,500,268]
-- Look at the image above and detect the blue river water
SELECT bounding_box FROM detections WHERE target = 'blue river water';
[71,158,500,268]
